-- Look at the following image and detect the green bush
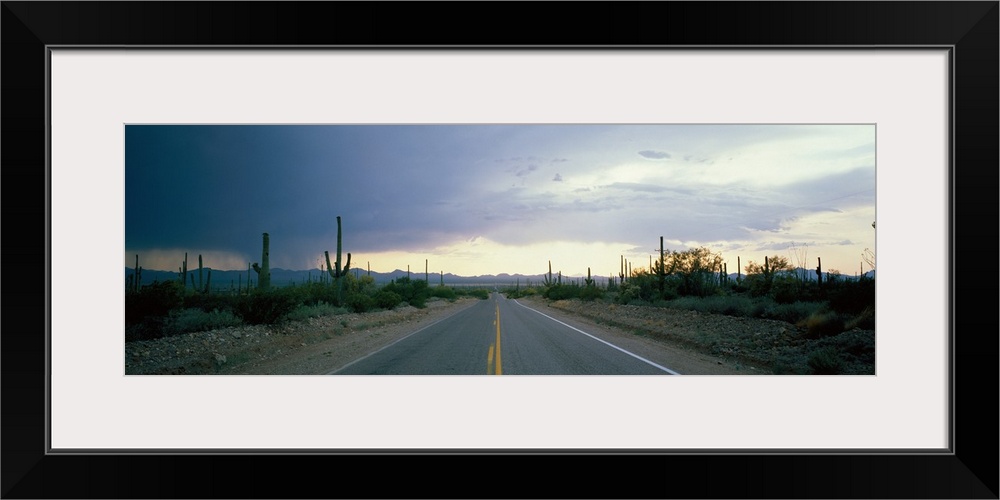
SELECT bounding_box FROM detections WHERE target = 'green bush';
[544,284,579,300]
[801,310,846,338]
[182,292,236,314]
[578,285,604,301]
[286,301,344,321]
[234,289,299,325]
[464,288,490,300]
[383,277,430,308]
[163,308,242,336]
[764,301,825,325]
[345,293,376,313]
[430,285,457,301]
[844,306,875,330]
[769,276,801,304]
[125,280,185,325]
[374,289,403,310]
[828,278,875,315]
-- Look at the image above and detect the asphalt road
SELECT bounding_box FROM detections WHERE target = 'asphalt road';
[330,292,679,375]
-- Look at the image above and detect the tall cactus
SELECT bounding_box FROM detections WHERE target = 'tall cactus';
[179,252,188,289]
[131,254,143,294]
[816,257,823,286]
[324,216,351,304]
[584,267,595,287]
[198,254,204,293]
[543,260,555,287]
[252,232,271,291]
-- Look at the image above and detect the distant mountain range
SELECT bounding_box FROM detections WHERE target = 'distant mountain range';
[124,266,874,292]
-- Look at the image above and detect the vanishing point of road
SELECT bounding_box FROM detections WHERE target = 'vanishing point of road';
[329,292,680,375]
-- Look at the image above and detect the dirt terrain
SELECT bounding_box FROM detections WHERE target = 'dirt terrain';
[125,294,874,376]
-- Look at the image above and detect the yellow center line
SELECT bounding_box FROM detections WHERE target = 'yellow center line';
[494,303,502,375]
[487,345,495,374]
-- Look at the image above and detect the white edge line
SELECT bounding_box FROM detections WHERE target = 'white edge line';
[325,301,478,375]
[511,299,682,375]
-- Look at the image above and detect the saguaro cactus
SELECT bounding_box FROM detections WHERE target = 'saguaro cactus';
[543,260,555,287]
[179,252,188,289]
[132,254,143,294]
[252,232,271,291]
[585,267,595,287]
[324,216,351,304]
[816,257,823,286]
[619,255,624,284]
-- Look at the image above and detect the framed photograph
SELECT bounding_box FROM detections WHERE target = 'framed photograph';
[5,2,996,498]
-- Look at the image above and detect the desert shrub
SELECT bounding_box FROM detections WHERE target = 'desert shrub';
[383,277,430,308]
[373,289,404,310]
[764,301,825,325]
[666,295,749,317]
[615,272,661,303]
[578,285,604,301]
[615,282,641,304]
[769,276,802,304]
[183,292,236,314]
[827,277,875,315]
[345,293,376,313]
[234,289,299,325]
[126,280,185,325]
[430,285,457,301]
[844,306,875,331]
[408,294,427,308]
[800,310,846,338]
[342,273,377,296]
[460,288,490,300]
[807,347,844,374]
[814,330,875,374]
[283,282,339,307]
[544,284,579,300]
[286,301,344,321]
[125,317,168,342]
[162,308,242,336]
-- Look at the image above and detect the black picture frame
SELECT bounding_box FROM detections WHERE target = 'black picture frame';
[3,2,997,498]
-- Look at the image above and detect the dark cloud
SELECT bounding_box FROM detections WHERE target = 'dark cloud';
[638,150,671,160]
[125,124,874,274]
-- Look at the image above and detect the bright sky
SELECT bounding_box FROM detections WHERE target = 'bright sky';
[125,124,876,278]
